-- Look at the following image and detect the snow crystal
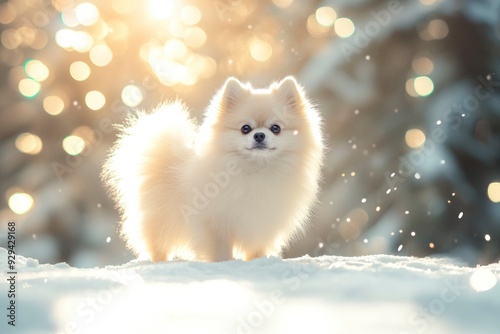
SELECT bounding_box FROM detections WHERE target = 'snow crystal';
[106,237,111,243]
[458,212,463,219]
[397,245,403,252]
[485,234,491,241]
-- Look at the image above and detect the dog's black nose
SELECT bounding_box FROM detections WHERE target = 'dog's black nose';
[254,132,265,143]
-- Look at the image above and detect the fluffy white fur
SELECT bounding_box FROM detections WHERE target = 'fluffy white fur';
[102,76,324,262]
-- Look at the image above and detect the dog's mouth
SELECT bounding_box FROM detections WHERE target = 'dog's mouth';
[248,143,276,151]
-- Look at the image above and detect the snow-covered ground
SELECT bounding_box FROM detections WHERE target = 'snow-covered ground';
[0,247,499,334]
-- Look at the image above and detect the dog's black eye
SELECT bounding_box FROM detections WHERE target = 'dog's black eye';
[241,124,252,134]
[270,124,281,134]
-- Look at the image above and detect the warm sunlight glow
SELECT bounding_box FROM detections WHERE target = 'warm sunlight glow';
[149,0,174,19]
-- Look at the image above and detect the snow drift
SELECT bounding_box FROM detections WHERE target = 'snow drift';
[0,247,499,334]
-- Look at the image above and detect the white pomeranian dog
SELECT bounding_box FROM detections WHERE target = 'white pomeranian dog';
[102,76,325,262]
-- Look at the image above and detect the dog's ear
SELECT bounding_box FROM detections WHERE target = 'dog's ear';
[277,76,303,111]
[221,77,247,110]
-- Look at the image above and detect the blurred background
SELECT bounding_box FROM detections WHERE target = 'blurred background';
[0,0,499,267]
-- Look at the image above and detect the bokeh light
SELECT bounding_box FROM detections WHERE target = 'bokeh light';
[181,6,201,25]
[43,96,65,115]
[8,192,34,215]
[272,0,293,8]
[75,2,100,26]
[111,0,137,14]
[70,61,91,81]
[85,90,106,110]
[18,78,41,98]
[412,56,434,75]
[56,29,94,52]
[63,135,86,155]
[420,19,449,40]
[1,29,22,49]
[25,60,49,82]
[15,133,43,155]
[250,37,273,62]
[334,18,355,38]
[183,27,207,48]
[470,270,497,292]
[316,6,337,27]
[414,76,434,96]
[487,182,500,203]
[61,8,79,27]
[149,0,174,19]
[90,44,113,66]
[121,84,144,107]
[307,14,330,37]
[405,129,426,149]
[0,2,16,25]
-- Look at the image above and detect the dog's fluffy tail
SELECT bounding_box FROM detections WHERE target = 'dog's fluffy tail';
[101,101,197,258]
